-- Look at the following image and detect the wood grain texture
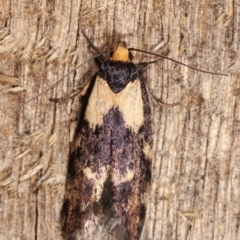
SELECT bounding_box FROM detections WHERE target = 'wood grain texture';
[0,0,239,239]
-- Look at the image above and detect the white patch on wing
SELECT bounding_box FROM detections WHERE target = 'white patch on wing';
[83,166,109,201]
[85,76,144,132]
[112,168,135,184]
[143,143,152,160]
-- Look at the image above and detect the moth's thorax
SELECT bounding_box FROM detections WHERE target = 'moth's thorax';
[98,61,138,93]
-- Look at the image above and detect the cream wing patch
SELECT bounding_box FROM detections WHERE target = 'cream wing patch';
[85,76,144,132]
[143,142,152,160]
[112,167,135,184]
[117,80,144,132]
[83,166,109,201]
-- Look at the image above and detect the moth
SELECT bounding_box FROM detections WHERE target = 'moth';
[58,30,229,240]
[60,36,153,240]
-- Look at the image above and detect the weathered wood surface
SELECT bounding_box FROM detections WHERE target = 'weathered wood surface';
[0,0,239,239]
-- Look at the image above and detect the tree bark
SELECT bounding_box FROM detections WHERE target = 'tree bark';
[0,0,239,239]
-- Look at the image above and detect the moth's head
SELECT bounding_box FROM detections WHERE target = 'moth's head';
[110,41,133,62]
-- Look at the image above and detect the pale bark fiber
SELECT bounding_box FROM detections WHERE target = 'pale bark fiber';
[0,0,239,240]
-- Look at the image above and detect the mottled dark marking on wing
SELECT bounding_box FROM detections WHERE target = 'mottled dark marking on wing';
[61,59,152,240]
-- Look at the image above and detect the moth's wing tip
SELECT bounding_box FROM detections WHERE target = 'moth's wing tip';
[112,224,129,240]
[100,208,129,240]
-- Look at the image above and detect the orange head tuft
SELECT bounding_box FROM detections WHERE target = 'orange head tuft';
[110,41,131,62]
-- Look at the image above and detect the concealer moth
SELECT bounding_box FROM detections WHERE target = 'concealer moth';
[61,38,152,240]
[58,31,228,240]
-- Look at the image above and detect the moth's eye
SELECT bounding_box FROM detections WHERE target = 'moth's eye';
[129,52,133,61]
[121,41,127,48]
[110,50,114,58]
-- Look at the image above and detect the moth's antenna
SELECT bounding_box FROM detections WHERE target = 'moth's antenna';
[81,29,106,63]
[129,48,228,77]
[23,51,108,105]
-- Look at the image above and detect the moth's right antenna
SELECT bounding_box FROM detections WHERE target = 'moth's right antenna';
[130,48,229,77]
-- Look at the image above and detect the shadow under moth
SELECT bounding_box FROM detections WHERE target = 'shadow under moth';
[59,32,228,240]
[61,38,152,240]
